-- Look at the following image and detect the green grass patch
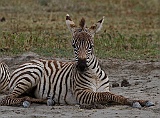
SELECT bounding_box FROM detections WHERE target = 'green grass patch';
[94,31,159,60]
[0,0,159,60]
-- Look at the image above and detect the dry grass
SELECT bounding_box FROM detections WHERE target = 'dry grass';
[0,0,159,60]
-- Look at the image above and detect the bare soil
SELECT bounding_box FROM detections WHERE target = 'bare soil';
[0,52,160,118]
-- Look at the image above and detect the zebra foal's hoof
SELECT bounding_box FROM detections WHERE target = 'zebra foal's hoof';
[145,101,155,107]
[132,102,142,108]
[23,101,30,108]
[47,99,55,106]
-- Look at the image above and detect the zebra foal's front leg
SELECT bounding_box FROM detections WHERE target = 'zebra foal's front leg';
[78,91,154,109]
[97,92,154,108]
[101,92,154,108]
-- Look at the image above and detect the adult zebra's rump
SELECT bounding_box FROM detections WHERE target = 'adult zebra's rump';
[0,62,10,93]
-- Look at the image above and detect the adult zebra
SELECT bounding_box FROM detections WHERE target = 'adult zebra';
[0,14,154,108]
[0,62,10,94]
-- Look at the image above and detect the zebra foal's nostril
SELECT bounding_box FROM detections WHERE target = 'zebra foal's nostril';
[76,58,88,72]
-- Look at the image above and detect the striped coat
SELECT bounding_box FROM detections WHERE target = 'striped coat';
[0,62,10,93]
[8,57,109,105]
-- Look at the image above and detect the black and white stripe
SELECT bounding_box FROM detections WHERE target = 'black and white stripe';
[0,62,10,93]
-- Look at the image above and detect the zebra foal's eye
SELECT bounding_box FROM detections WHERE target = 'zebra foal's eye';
[89,44,93,49]
[72,43,76,48]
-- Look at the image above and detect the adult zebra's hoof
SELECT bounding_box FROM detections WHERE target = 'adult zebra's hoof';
[23,101,30,108]
[132,102,142,108]
[47,99,55,106]
[145,101,155,107]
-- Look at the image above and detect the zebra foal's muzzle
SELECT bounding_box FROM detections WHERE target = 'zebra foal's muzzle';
[76,58,88,72]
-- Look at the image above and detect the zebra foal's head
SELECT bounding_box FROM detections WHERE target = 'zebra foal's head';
[66,14,104,72]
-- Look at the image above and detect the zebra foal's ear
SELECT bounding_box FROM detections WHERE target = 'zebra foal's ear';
[89,16,104,34]
[66,14,76,33]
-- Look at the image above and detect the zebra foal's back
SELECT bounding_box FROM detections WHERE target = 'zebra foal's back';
[7,59,77,105]
[30,59,76,104]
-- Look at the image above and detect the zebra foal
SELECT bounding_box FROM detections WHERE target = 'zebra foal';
[0,14,154,108]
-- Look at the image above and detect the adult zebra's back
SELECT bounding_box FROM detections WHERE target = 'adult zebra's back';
[0,62,10,93]
[0,14,154,108]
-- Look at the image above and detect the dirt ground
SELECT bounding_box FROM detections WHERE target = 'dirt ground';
[0,52,160,118]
